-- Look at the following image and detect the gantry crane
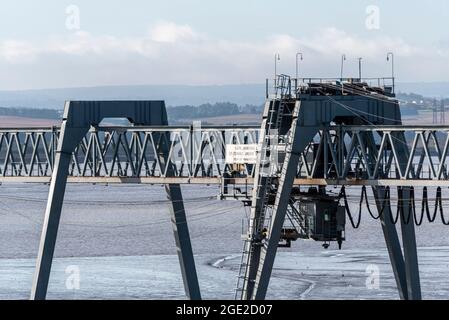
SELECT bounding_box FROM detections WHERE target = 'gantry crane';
[1,76,448,300]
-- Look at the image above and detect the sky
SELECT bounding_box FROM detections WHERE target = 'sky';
[0,0,448,90]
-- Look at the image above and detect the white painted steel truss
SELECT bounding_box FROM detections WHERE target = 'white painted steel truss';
[1,125,449,186]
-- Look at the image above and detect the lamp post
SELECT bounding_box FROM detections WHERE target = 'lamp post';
[340,54,346,81]
[340,54,346,95]
[358,57,363,80]
[274,53,280,87]
[296,52,303,80]
[387,52,395,92]
[296,52,303,93]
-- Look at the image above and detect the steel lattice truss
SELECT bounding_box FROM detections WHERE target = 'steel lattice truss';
[296,125,449,186]
[0,126,259,182]
[1,125,449,186]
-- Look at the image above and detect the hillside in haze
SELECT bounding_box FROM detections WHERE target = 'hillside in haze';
[0,82,448,111]
[0,84,266,109]
[396,82,449,98]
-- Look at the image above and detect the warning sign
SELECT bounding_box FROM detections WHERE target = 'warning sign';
[225,144,258,164]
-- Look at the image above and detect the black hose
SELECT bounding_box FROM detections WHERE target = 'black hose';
[422,187,432,222]
[434,187,442,223]
[347,185,449,227]
[438,188,449,225]
[363,185,390,219]
[422,187,439,223]
[389,187,400,225]
[342,186,391,228]
[410,187,424,226]
[363,186,381,220]
[340,186,361,229]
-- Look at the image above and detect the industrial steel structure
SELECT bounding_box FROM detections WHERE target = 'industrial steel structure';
[1,76,449,300]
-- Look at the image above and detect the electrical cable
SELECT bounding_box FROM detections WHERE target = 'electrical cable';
[362,185,382,220]
[342,185,449,227]
[315,88,412,153]
[440,190,449,225]
[339,186,361,229]
[316,87,402,124]
[313,84,449,227]
[0,192,242,229]
[0,194,215,206]
[410,187,424,226]
[317,81,433,109]
[388,188,400,225]
[422,186,439,223]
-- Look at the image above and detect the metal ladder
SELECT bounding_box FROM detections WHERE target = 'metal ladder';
[235,75,292,299]
[285,200,308,236]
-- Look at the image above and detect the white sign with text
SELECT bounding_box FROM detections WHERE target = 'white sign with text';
[225,144,258,164]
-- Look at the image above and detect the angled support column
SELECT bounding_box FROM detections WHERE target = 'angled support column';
[31,126,87,300]
[157,131,201,300]
[367,128,421,300]
[371,186,408,300]
[165,184,201,299]
[393,131,421,300]
[240,100,273,300]
[399,187,421,300]
[365,132,409,300]
[252,153,300,299]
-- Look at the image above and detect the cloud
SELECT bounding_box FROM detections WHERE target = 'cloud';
[149,21,200,43]
[0,40,39,63]
[300,28,417,57]
[0,22,448,89]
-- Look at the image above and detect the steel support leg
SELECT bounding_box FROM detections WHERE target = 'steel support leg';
[393,131,422,299]
[240,101,272,300]
[31,152,71,299]
[165,184,201,300]
[31,126,87,300]
[399,187,421,300]
[157,130,201,300]
[252,152,300,299]
[240,99,289,300]
[371,186,408,300]
[368,129,421,300]
[241,174,268,300]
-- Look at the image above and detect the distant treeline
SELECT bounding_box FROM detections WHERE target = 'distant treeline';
[166,102,263,120]
[0,96,432,122]
[397,92,449,110]
[397,92,449,104]
[0,106,61,119]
